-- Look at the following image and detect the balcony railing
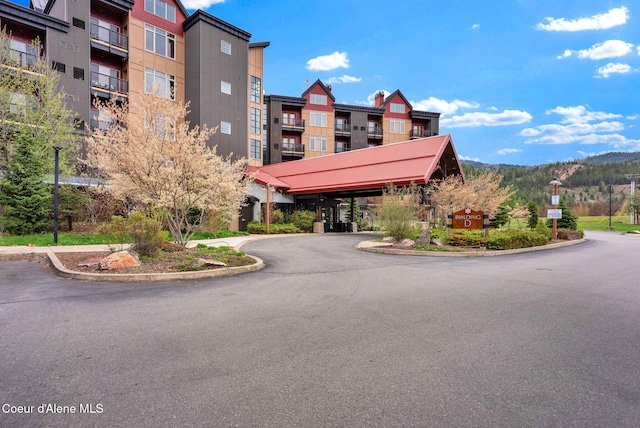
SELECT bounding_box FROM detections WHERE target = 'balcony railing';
[91,71,128,95]
[410,129,432,139]
[1,48,40,70]
[335,144,350,153]
[335,121,351,132]
[90,22,128,50]
[282,142,305,153]
[282,117,305,129]
[367,126,383,137]
[89,108,111,131]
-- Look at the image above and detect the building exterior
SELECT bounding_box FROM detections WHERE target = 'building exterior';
[262,79,441,165]
[0,0,268,164]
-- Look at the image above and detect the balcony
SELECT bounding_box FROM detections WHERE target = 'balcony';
[281,117,305,132]
[335,143,350,153]
[1,48,41,73]
[335,121,351,136]
[367,126,383,139]
[91,71,128,100]
[281,142,305,159]
[90,22,128,57]
[410,129,432,139]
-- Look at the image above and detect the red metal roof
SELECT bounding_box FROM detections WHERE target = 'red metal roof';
[249,134,461,195]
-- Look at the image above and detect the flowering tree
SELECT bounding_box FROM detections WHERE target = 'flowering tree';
[84,93,251,247]
[430,171,513,225]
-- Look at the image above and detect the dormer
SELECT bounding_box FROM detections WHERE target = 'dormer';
[301,79,335,112]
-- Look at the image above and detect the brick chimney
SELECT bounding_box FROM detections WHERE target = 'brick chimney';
[374,91,385,107]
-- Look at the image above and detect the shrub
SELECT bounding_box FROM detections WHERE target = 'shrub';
[375,183,420,241]
[557,229,584,240]
[246,221,266,234]
[128,213,167,257]
[486,229,548,250]
[535,219,552,241]
[270,209,285,224]
[290,210,316,232]
[246,221,301,234]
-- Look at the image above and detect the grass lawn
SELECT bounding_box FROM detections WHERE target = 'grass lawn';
[577,215,640,232]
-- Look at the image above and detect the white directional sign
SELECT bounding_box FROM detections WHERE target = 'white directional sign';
[551,195,560,205]
[547,209,562,219]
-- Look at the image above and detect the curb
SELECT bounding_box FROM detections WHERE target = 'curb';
[356,238,586,257]
[46,248,264,282]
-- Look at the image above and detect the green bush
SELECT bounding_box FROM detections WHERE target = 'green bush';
[535,219,552,241]
[486,229,548,250]
[99,213,167,256]
[290,210,316,232]
[557,229,584,240]
[447,230,487,247]
[246,221,301,234]
[271,209,285,224]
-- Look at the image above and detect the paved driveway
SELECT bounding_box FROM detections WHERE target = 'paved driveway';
[1,231,639,427]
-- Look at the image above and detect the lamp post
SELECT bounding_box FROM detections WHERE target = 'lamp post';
[608,184,613,230]
[549,177,562,240]
[53,145,61,244]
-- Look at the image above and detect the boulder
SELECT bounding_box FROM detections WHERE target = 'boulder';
[416,230,432,246]
[99,251,141,270]
[195,258,228,268]
[396,238,415,247]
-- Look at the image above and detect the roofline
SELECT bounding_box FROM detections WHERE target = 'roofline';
[381,89,412,108]
[333,103,385,115]
[411,110,441,119]
[1,1,69,32]
[183,9,251,41]
[264,94,307,107]
[301,79,336,102]
[249,41,270,48]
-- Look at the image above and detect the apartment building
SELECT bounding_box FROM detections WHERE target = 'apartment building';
[262,79,441,165]
[0,0,268,164]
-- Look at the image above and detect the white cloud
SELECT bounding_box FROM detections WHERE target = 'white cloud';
[459,155,482,162]
[559,40,634,60]
[536,6,629,32]
[182,0,224,9]
[411,97,480,116]
[496,148,521,155]
[595,62,633,78]
[471,23,480,30]
[441,110,533,128]
[306,51,349,71]
[325,75,362,84]
[546,105,622,123]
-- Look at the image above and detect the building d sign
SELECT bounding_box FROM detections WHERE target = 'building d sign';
[452,208,485,230]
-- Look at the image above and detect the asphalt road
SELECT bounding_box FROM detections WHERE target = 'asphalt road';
[1,231,639,427]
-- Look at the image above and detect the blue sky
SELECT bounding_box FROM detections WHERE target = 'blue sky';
[13,0,640,165]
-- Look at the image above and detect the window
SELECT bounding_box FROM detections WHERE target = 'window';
[73,67,84,80]
[250,76,261,103]
[91,64,121,91]
[390,103,405,114]
[72,17,85,29]
[221,40,231,55]
[221,80,231,95]
[8,40,39,68]
[251,139,261,159]
[390,119,405,134]
[282,113,295,126]
[309,136,327,151]
[309,111,327,127]
[52,61,66,73]
[310,94,327,105]
[145,67,175,99]
[9,93,27,115]
[282,137,296,151]
[145,114,174,140]
[90,18,122,47]
[145,24,175,59]
[145,0,176,22]
[250,108,261,135]
[220,121,231,134]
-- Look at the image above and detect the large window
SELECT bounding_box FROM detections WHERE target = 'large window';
[144,0,176,22]
[310,94,327,105]
[251,139,261,159]
[145,67,175,99]
[390,103,405,114]
[250,108,261,135]
[145,24,175,59]
[250,76,261,103]
[145,114,174,140]
[390,119,405,134]
[309,111,327,127]
[309,136,327,151]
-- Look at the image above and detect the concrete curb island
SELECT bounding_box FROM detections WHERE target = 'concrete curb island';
[356,237,587,257]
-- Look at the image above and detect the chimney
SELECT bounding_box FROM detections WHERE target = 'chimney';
[374,91,385,107]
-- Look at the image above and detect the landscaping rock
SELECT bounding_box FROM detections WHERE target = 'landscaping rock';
[99,251,141,270]
[396,238,415,247]
[77,256,103,268]
[195,258,228,268]
[432,237,444,246]
[416,230,432,246]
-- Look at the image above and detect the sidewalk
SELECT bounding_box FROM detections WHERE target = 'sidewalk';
[0,235,267,257]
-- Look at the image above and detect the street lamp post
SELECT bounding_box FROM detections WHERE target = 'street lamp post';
[549,177,562,240]
[53,146,61,244]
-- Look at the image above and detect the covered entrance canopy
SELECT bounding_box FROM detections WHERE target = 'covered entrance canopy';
[249,134,464,198]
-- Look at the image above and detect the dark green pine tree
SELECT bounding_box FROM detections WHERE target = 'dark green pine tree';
[489,204,509,228]
[527,201,539,230]
[0,127,52,235]
[546,198,578,230]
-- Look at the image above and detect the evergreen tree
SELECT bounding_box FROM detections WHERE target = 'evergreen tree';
[0,127,52,234]
[489,204,509,228]
[527,201,539,230]
[546,199,578,230]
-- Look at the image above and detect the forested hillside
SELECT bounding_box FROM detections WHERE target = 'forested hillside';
[461,153,640,216]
